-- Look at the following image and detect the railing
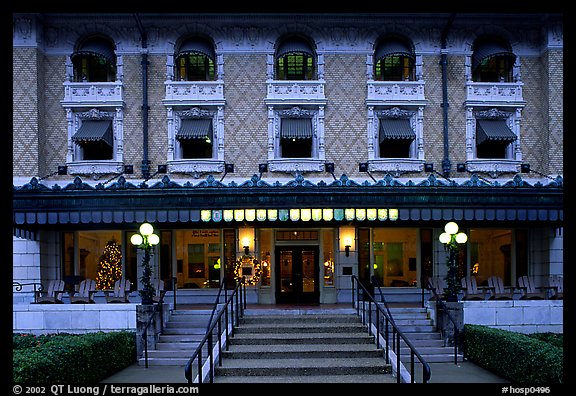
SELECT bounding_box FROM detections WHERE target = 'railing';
[184,280,246,384]
[13,282,44,303]
[425,278,460,365]
[351,275,431,383]
[142,289,168,368]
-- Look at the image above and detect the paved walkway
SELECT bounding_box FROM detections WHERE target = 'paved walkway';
[101,359,509,384]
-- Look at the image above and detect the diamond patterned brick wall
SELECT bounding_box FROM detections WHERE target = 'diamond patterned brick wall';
[222,54,268,178]
[13,48,39,177]
[121,54,145,176]
[324,53,367,178]
[547,49,563,175]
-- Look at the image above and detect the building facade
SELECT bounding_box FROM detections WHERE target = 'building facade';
[13,13,563,308]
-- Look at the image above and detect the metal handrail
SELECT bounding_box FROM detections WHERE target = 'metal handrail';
[184,280,245,383]
[142,284,169,368]
[13,282,44,303]
[352,275,431,383]
[370,276,396,326]
[425,278,460,365]
[205,278,228,334]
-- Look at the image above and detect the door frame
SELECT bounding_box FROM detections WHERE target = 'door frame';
[274,245,320,304]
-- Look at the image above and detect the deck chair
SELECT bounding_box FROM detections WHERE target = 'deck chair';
[69,278,97,303]
[460,276,487,300]
[425,276,447,300]
[35,279,65,303]
[152,279,167,303]
[487,276,515,300]
[517,275,547,300]
[547,275,563,300]
[106,279,131,303]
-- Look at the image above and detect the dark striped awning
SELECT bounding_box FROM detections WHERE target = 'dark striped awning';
[177,38,215,60]
[379,119,416,142]
[472,41,516,71]
[281,118,312,139]
[476,119,517,145]
[276,38,314,57]
[375,39,414,61]
[72,120,113,147]
[71,38,116,65]
[176,119,213,141]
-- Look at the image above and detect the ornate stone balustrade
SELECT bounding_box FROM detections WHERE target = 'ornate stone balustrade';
[367,81,426,105]
[465,81,524,105]
[62,81,123,107]
[164,81,225,105]
[266,80,326,104]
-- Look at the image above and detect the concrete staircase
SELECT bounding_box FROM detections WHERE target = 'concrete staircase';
[212,308,395,383]
[138,308,214,366]
[386,306,463,364]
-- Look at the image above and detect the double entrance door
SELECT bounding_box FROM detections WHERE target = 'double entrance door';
[275,245,319,304]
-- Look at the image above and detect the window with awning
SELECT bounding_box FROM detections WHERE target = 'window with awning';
[374,37,415,81]
[176,119,214,159]
[71,37,116,82]
[379,119,416,142]
[476,119,517,145]
[472,38,515,82]
[72,120,114,147]
[280,118,313,158]
[175,37,216,81]
[176,119,213,142]
[379,118,414,158]
[281,118,312,140]
[275,36,315,80]
[476,119,516,159]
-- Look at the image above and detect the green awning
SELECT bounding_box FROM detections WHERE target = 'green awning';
[72,120,113,147]
[379,119,416,142]
[281,118,312,139]
[176,119,213,141]
[476,119,517,145]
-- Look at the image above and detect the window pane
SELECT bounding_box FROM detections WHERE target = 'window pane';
[76,231,123,290]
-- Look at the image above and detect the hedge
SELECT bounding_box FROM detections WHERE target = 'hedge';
[13,331,136,384]
[463,324,563,384]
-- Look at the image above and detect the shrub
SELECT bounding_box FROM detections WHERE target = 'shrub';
[13,331,136,384]
[464,325,563,384]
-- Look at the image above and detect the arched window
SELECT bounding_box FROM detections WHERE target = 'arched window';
[374,37,415,81]
[71,36,116,82]
[175,37,216,81]
[472,37,516,82]
[275,36,315,80]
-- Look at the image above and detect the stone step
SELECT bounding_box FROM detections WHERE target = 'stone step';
[222,347,383,359]
[229,332,375,345]
[215,357,391,377]
[214,374,397,383]
[240,314,360,324]
[234,323,365,334]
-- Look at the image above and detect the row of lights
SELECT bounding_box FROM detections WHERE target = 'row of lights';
[201,208,399,223]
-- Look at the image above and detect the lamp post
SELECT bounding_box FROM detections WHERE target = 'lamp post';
[130,222,160,305]
[439,221,468,302]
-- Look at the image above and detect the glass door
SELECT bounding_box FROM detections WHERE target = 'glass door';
[275,246,319,304]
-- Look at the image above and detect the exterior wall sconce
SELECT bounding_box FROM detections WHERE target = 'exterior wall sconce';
[359,162,376,182]
[242,238,250,255]
[344,237,352,257]
[239,228,254,256]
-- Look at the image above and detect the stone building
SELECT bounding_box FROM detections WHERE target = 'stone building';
[12,13,562,326]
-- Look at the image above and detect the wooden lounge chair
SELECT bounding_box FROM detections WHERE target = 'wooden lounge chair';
[35,279,65,303]
[548,275,563,300]
[517,275,547,300]
[460,276,487,300]
[425,276,447,300]
[152,279,167,303]
[106,279,131,303]
[69,279,97,303]
[486,276,515,300]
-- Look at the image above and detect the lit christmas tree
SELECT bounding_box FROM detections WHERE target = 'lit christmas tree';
[96,240,122,290]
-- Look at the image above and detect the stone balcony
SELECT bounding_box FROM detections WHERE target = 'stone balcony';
[266,80,326,105]
[367,80,426,106]
[62,81,123,107]
[465,81,525,106]
[163,80,225,106]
